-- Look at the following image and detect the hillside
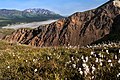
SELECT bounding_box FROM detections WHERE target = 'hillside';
[4,0,120,47]
[0,8,64,27]
[0,40,120,80]
[0,28,15,39]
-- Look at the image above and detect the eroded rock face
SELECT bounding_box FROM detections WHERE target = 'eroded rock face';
[4,1,120,47]
[113,0,120,7]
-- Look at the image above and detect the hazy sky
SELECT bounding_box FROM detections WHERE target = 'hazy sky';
[0,0,109,16]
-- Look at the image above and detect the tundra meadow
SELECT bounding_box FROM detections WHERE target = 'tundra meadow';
[0,40,120,80]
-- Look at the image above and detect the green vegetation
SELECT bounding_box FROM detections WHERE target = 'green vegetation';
[0,20,10,22]
[0,40,120,80]
[0,10,64,27]
[0,15,61,27]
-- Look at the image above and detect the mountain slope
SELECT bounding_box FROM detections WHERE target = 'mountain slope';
[4,0,120,47]
[0,8,63,27]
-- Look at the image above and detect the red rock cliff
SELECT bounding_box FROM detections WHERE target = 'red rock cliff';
[4,1,120,47]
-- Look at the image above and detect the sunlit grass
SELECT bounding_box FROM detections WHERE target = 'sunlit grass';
[0,40,120,80]
[0,28,15,35]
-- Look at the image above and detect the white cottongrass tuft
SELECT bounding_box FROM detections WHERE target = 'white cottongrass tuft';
[117,73,120,77]
[95,58,99,62]
[81,56,84,60]
[69,60,71,63]
[34,69,37,72]
[84,65,89,76]
[71,57,74,61]
[110,63,113,67]
[106,50,109,54]
[25,60,28,62]
[92,66,96,74]
[72,64,76,68]
[82,63,87,68]
[118,59,120,64]
[92,76,94,79]
[33,59,36,62]
[99,53,103,58]
[85,56,88,62]
[83,60,86,63]
[13,54,15,57]
[91,51,94,55]
[108,59,112,63]
[119,49,120,53]
[7,66,10,69]
[115,55,117,59]
[100,62,103,66]
[78,68,83,75]
[77,58,80,62]
[92,66,96,71]
[82,63,89,76]
[47,56,50,60]
[80,71,83,75]
[99,59,103,62]
[78,68,81,71]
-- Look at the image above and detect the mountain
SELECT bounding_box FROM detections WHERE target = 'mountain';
[4,0,120,47]
[24,8,56,15]
[0,8,64,27]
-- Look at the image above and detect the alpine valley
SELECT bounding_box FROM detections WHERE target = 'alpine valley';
[0,0,120,80]
[0,8,63,27]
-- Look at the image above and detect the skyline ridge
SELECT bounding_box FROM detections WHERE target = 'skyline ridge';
[0,0,108,16]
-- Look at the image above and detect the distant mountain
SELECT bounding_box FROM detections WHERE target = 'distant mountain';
[24,8,56,15]
[5,0,120,47]
[0,8,64,27]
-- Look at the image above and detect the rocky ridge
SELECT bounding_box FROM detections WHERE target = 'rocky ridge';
[4,0,120,47]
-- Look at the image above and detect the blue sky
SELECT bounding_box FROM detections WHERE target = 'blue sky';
[0,0,109,15]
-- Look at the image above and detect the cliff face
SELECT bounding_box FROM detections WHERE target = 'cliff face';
[4,1,120,47]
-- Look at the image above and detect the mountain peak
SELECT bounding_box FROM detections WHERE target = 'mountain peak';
[24,8,56,15]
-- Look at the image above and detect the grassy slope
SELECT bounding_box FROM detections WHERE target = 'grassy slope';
[0,28,15,35]
[0,40,120,80]
[0,28,15,40]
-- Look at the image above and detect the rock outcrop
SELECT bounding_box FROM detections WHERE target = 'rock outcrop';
[4,0,120,47]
